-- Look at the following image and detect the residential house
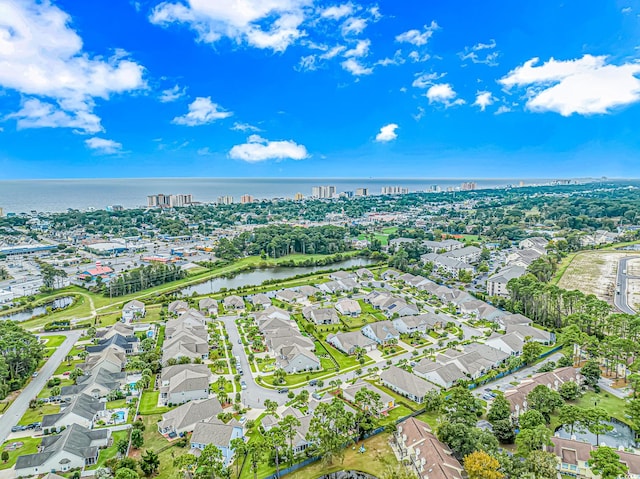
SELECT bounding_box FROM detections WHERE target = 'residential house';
[485,332,526,356]
[158,398,223,437]
[422,239,464,253]
[278,408,313,454]
[223,295,245,310]
[329,271,355,281]
[198,298,218,316]
[190,419,244,466]
[442,245,481,263]
[249,293,271,309]
[341,379,395,413]
[392,418,463,479]
[85,333,138,355]
[487,266,527,297]
[381,269,401,281]
[122,300,145,322]
[254,306,290,323]
[506,248,544,268]
[362,321,400,345]
[60,368,126,400]
[392,313,441,335]
[413,360,467,389]
[335,298,362,316]
[81,346,126,374]
[297,285,321,298]
[95,322,135,341]
[505,323,555,345]
[355,268,374,280]
[519,237,549,253]
[318,279,358,294]
[276,344,320,373]
[275,289,304,303]
[160,364,213,405]
[41,393,104,433]
[326,331,377,355]
[168,300,189,316]
[15,424,110,477]
[505,367,582,416]
[380,366,439,403]
[421,253,474,276]
[303,306,340,325]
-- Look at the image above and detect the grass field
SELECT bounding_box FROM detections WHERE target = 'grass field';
[42,335,66,348]
[139,391,169,415]
[0,436,41,470]
[91,430,129,469]
[18,403,60,425]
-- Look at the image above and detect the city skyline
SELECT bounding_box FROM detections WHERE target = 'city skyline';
[1,0,640,179]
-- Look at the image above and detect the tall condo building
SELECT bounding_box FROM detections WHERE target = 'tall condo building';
[217,195,234,205]
[294,192,304,201]
[355,188,369,196]
[240,195,254,204]
[148,193,193,208]
[461,182,477,191]
[311,185,336,198]
[381,186,409,195]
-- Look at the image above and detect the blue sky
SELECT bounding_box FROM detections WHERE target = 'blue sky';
[1,0,640,179]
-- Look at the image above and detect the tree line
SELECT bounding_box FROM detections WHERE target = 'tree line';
[106,263,187,297]
[0,321,43,399]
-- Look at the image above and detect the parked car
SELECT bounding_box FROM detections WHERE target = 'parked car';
[11,425,20,432]
[308,379,318,387]
[277,388,289,394]
[237,339,242,344]
[241,381,247,390]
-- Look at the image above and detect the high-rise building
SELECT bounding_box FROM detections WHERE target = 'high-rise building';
[217,195,234,205]
[148,193,193,208]
[461,182,477,191]
[311,185,336,198]
[240,194,254,204]
[381,186,409,195]
[294,192,304,201]
[355,188,369,197]
[0,207,3,217]
[429,185,441,193]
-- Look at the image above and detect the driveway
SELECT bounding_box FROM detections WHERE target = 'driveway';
[0,331,81,446]
[218,316,289,408]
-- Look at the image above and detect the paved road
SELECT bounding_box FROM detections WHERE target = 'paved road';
[219,316,289,408]
[0,331,81,445]
[614,257,637,314]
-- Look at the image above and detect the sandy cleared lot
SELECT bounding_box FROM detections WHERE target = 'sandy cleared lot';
[557,251,634,304]
[626,258,640,311]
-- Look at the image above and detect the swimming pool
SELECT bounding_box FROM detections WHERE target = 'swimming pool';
[115,411,125,422]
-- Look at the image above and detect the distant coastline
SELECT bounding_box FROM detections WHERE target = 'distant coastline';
[0,177,590,214]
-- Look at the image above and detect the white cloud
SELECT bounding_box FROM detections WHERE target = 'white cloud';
[320,45,346,59]
[7,98,102,133]
[0,0,146,133]
[412,106,425,121]
[412,72,446,88]
[499,54,640,116]
[159,84,186,102]
[149,0,311,52]
[458,39,499,66]
[375,123,398,142]
[297,55,318,71]
[395,21,439,46]
[376,50,404,67]
[473,91,495,111]
[408,51,430,63]
[172,97,232,126]
[232,122,261,132]
[341,58,373,75]
[622,6,632,13]
[229,135,308,162]
[341,16,367,36]
[343,39,370,58]
[426,83,465,107]
[495,105,511,115]
[320,3,354,20]
[85,137,123,154]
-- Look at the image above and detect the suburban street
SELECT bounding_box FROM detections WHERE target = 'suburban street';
[615,257,637,314]
[0,331,82,446]
[218,316,289,408]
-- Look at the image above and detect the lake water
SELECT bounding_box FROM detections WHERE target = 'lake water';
[0,296,73,322]
[555,418,637,448]
[180,258,376,296]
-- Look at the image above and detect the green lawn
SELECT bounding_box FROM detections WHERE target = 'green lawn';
[549,390,629,429]
[18,403,60,425]
[90,430,129,469]
[0,436,42,470]
[54,359,83,375]
[139,391,170,415]
[106,399,127,409]
[383,404,414,424]
[42,335,66,348]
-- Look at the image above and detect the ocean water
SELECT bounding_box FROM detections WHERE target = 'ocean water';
[0,177,550,213]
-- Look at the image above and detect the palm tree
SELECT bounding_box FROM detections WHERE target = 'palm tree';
[279,415,301,468]
[265,426,285,478]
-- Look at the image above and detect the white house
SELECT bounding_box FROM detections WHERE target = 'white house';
[122,300,145,322]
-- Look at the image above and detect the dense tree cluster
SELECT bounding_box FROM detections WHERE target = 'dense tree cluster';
[107,263,187,297]
[0,321,44,398]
